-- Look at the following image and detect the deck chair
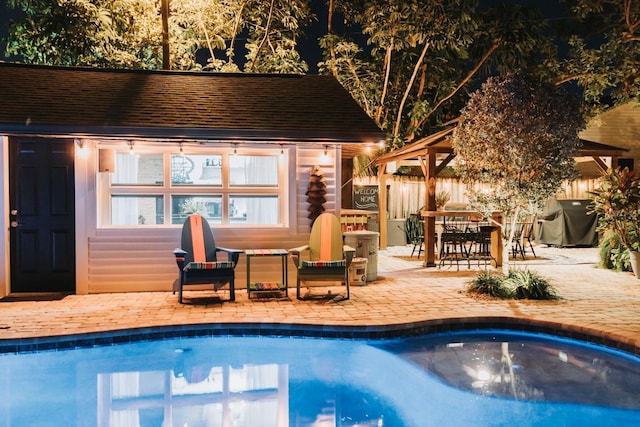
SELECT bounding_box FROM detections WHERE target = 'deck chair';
[173,214,243,304]
[289,213,355,300]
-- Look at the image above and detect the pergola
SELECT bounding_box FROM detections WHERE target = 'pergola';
[374,125,629,267]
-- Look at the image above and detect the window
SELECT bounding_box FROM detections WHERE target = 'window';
[100,144,287,227]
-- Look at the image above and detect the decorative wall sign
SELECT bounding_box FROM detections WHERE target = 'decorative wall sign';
[353,185,379,211]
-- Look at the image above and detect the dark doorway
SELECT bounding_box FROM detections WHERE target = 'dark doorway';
[9,137,76,293]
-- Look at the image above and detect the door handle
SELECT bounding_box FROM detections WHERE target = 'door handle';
[10,221,19,228]
[10,209,17,216]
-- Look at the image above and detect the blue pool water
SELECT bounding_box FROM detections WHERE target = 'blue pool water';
[0,329,639,426]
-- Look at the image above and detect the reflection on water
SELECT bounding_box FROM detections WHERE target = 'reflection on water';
[375,331,640,411]
[0,331,639,427]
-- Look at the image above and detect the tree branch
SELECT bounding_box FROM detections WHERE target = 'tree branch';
[393,40,430,138]
[376,44,393,124]
[554,72,593,86]
[622,0,640,41]
[327,0,338,78]
[250,0,275,71]
[414,40,503,133]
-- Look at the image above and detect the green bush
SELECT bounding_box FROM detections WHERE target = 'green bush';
[466,270,514,298]
[504,269,559,300]
[467,269,558,300]
[598,229,630,272]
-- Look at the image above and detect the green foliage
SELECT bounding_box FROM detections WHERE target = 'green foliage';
[5,0,312,73]
[318,0,552,147]
[451,70,585,218]
[598,229,630,271]
[504,269,558,300]
[558,0,640,109]
[6,0,162,68]
[435,191,450,210]
[466,270,513,298]
[589,167,640,270]
[467,269,558,300]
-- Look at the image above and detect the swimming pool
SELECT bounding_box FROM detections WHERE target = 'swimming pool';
[1,329,639,426]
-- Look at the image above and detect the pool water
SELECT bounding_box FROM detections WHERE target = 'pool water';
[0,330,639,426]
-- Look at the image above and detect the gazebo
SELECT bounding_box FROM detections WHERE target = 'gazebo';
[374,125,629,267]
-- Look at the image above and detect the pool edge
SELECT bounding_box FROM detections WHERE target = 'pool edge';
[0,316,638,356]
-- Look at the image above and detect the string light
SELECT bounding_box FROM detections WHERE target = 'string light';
[127,140,135,155]
[178,142,184,157]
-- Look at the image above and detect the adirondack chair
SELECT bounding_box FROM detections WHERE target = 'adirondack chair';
[173,214,242,304]
[289,213,355,300]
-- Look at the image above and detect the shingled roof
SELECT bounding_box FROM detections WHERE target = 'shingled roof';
[0,62,385,152]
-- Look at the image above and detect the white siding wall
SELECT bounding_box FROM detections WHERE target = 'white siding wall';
[81,144,338,294]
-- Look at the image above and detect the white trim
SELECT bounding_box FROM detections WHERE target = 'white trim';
[0,136,8,297]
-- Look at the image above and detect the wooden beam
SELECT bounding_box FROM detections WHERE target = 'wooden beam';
[423,147,437,267]
[592,156,608,173]
[435,153,456,175]
[377,164,388,250]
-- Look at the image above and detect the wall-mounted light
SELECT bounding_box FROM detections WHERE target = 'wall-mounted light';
[319,145,331,164]
[75,138,88,158]
[377,139,386,149]
[387,161,397,174]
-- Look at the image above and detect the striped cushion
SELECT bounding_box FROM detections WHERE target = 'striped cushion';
[301,260,346,268]
[185,261,235,271]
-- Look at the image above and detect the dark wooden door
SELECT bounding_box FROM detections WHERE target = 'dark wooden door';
[9,138,76,293]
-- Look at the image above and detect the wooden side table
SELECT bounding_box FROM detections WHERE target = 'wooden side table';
[245,249,289,299]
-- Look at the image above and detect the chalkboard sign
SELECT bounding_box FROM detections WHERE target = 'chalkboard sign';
[353,185,379,211]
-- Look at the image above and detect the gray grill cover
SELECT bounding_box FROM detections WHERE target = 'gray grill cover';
[538,199,598,247]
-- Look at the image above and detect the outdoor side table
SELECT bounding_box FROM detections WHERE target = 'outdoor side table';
[245,249,289,299]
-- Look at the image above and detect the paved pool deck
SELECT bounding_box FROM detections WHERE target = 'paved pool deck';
[1,245,639,354]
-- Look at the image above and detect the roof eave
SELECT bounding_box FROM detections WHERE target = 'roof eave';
[0,124,385,145]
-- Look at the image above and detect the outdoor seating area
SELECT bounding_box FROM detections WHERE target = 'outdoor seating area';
[437,220,497,270]
[173,213,369,304]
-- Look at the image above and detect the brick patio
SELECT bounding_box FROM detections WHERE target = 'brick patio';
[0,245,638,355]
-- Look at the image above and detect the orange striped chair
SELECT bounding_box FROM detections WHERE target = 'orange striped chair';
[289,213,355,300]
[173,214,243,304]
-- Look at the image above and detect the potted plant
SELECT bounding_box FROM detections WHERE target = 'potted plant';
[589,167,640,278]
[435,191,451,211]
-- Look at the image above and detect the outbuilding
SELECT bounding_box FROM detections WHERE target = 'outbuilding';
[0,62,385,296]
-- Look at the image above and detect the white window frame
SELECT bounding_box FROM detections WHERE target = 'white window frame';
[97,142,289,228]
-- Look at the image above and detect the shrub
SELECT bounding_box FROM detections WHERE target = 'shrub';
[466,270,514,298]
[504,269,559,300]
[466,269,558,300]
[598,229,630,271]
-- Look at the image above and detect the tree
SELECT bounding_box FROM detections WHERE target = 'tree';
[4,0,164,68]
[5,0,313,73]
[451,70,585,272]
[319,0,554,148]
[556,0,640,110]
